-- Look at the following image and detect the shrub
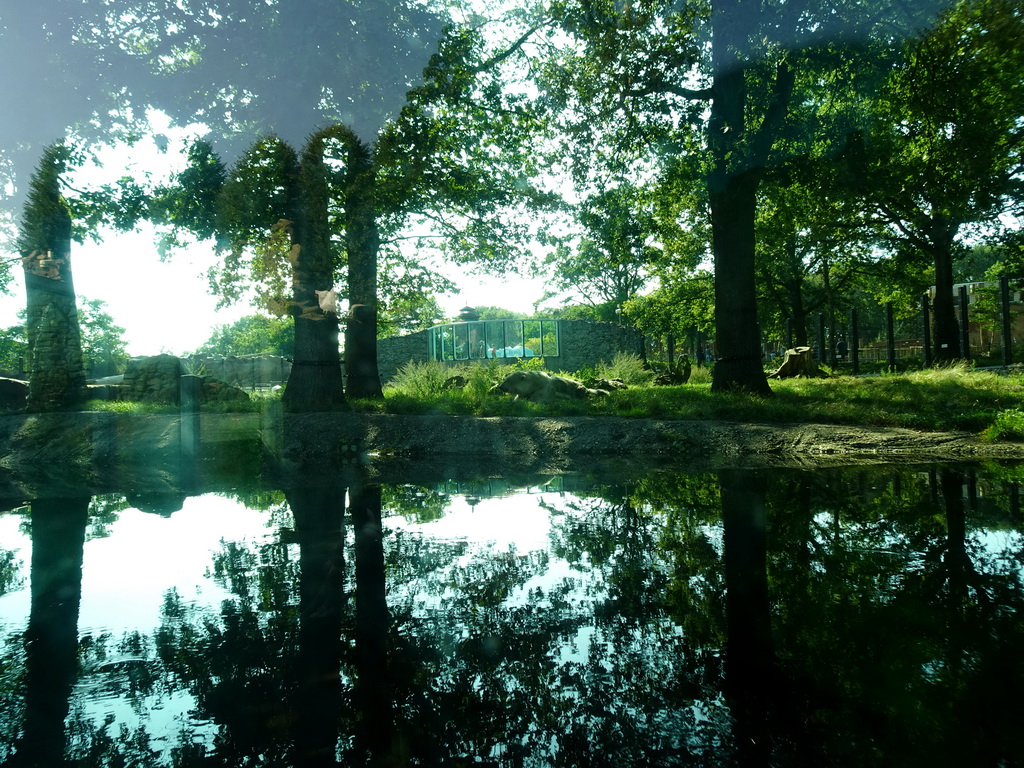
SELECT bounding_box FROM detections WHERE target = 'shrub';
[387,360,453,398]
[982,408,1024,442]
[595,352,655,386]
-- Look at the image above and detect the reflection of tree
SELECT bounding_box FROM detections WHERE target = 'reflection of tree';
[7,465,1022,765]
[156,484,348,766]
[349,479,392,764]
[764,466,1024,766]
[539,476,735,762]
[291,485,346,768]
[10,497,90,768]
[719,470,775,765]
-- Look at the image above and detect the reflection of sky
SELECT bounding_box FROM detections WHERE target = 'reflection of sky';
[0,493,279,759]
[0,494,276,636]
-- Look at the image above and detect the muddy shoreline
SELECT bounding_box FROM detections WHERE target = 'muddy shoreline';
[1,411,1022,499]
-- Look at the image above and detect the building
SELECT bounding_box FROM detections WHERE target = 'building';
[376,315,646,384]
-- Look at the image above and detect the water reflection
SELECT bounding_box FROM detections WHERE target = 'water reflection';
[0,464,1021,765]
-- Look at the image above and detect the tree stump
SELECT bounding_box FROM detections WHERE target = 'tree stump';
[768,346,827,379]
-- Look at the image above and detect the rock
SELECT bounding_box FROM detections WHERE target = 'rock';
[585,377,628,392]
[493,370,598,404]
[0,378,28,412]
[200,377,251,404]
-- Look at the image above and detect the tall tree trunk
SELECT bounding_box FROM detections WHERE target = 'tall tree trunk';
[19,145,86,412]
[16,497,90,767]
[785,276,809,347]
[289,485,346,768]
[344,140,384,400]
[709,0,773,395]
[283,141,349,414]
[350,477,393,763]
[720,469,776,763]
[930,219,961,361]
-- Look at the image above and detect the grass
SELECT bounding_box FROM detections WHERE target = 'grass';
[351,360,1024,439]
[69,358,1024,441]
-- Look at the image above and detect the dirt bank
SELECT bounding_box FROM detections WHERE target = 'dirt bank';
[283,413,1024,466]
[1,412,1022,500]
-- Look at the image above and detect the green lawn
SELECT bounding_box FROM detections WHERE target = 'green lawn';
[353,361,1024,440]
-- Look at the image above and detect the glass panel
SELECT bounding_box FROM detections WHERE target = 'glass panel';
[523,320,541,358]
[540,320,559,356]
[499,321,524,358]
[453,323,470,360]
[485,321,507,357]
[467,322,487,360]
[431,326,442,361]
[442,325,454,361]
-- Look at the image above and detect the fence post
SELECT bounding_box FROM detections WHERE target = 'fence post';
[921,293,932,368]
[850,308,860,376]
[1001,274,1013,366]
[886,301,896,372]
[959,285,970,362]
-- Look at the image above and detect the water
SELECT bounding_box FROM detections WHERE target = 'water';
[0,463,1022,766]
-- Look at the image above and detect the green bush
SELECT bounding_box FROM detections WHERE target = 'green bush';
[981,408,1024,442]
[595,352,655,386]
[388,360,453,399]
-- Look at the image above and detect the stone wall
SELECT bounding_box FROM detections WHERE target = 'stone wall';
[123,354,184,404]
[188,355,291,389]
[25,281,87,411]
[376,331,431,383]
[376,320,647,383]
[548,320,646,374]
[123,355,251,405]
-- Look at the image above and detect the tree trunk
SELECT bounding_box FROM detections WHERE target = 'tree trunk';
[20,148,87,412]
[768,346,826,379]
[785,276,809,347]
[720,469,776,764]
[22,257,87,411]
[930,220,961,362]
[344,140,384,400]
[709,0,772,395]
[289,485,346,767]
[283,143,349,414]
[17,498,90,767]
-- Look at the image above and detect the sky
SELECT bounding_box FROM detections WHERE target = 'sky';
[0,117,552,356]
[0,231,550,356]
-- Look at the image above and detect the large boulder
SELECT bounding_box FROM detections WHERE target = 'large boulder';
[0,378,28,412]
[123,354,184,404]
[121,355,251,405]
[493,370,598,405]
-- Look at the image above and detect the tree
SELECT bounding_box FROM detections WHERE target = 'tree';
[17,144,87,411]
[754,178,876,349]
[0,327,27,375]
[625,269,715,346]
[76,299,129,375]
[543,183,663,310]
[174,19,555,410]
[545,0,950,393]
[848,0,1024,361]
[195,315,294,358]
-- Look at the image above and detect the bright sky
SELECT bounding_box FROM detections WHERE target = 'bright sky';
[0,114,552,356]
[0,233,550,356]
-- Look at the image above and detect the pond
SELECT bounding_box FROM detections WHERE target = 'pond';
[0,462,1022,766]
